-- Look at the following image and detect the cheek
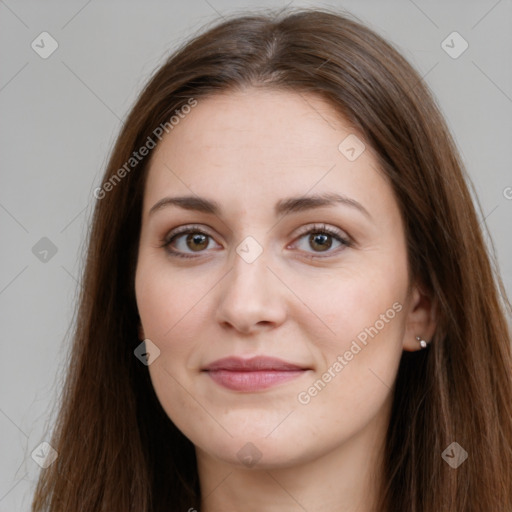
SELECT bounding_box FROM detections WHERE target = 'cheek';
[135,256,211,341]
[147,360,228,452]
[292,258,407,348]
[294,279,405,440]
[135,257,222,402]
[294,256,408,410]
[135,263,211,433]
[295,354,397,455]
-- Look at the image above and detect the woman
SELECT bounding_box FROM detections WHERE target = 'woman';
[32,7,512,511]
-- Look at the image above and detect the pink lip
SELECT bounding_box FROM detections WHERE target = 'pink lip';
[202,356,309,392]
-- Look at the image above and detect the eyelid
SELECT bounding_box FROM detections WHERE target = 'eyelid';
[291,222,351,243]
[163,223,214,240]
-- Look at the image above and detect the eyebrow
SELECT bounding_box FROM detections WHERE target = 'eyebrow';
[148,192,371,219]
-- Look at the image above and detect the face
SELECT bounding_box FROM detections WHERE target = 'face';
[135,88,419,470]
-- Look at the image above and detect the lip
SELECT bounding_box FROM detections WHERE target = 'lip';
[202,356,310,392]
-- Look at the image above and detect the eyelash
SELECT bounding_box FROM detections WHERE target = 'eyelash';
[159,223,352,260]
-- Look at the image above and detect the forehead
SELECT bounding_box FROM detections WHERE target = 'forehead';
[151,88,358,167]
[142,88,393,223]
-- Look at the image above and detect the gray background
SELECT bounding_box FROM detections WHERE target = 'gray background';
[1,0,511,509]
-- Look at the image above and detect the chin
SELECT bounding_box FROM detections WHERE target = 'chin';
[217,445,307,470]
[194,431,317,471]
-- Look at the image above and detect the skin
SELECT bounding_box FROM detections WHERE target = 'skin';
[135,88,437,512]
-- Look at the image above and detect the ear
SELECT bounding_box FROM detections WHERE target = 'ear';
[138,322,145,341]
[402,283,437,352]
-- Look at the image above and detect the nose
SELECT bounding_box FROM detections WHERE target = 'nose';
[214,248,288,335]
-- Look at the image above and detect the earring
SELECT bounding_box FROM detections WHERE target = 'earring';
[416,336,428,349]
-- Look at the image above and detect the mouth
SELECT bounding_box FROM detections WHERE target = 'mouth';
[202,356,311,392]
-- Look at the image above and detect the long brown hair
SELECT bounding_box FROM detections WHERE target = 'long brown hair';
[32,7,512,511]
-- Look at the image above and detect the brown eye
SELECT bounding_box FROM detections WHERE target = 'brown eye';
[292,223,351,258]
[185,233,209,252]
[161,225,220,259]
[308,233,333,252]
